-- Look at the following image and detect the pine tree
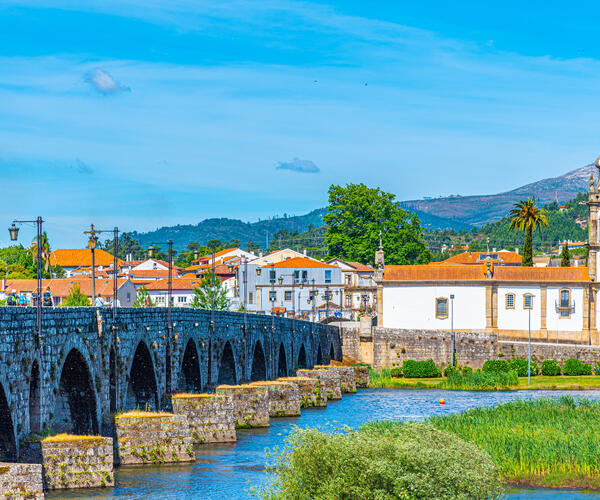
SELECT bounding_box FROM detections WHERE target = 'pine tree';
[60,283,91,307]
[190,270,230,310]
[560,243,570,267]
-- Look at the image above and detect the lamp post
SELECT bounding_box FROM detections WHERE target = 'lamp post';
[148,240,174,330]
[450,294,455,366]
[84,225,119,315]
[527,294,535,385]
[9,217,43,342]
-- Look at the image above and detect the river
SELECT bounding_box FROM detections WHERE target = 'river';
[48,388,600,499]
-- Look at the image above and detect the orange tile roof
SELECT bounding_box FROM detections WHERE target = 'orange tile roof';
[440,251,522,265]
[271,257,336,269]
[346,261,375,272]
[49,249,124,268]
[146,278,201,290]
[3,278,130,297]
[128,269,179,278]
[384,264,590,282]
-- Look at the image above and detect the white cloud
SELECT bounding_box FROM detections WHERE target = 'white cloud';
[276,158,320,173]
[84,68,130,94]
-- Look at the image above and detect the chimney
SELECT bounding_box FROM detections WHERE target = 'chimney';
[1,278,5,292]
[515,248,519,254]
[259,252,263,258]
[492,247,496,253]
[303,248,307,256]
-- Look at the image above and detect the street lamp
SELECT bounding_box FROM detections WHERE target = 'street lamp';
[84,225,120,316]
[148,240,174,330]
[527,294,536,385]
[450,294,455,366]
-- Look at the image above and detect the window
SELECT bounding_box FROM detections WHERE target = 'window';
[269,270,276,284]
[505,293,515,309]
[269,291,277,302]
[559,288,571,317]
[435,298,448,319]
[284,290,292,301]
[345,274,352,285]
[302,270,308,282]
[523,294,533,310]
[294,270,300,283]
[345,295,352,307]
[325,270,332,284]
[248,292,254,304]
[178,296,187,303]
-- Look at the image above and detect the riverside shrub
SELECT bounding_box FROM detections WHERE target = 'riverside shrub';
[390,367,402,378]
[402,359,441,378]
[482,360,510,373]
[563,358,592,376]
[541,359,561,376]
[442,370,518,390]
[259,422,502,500]
[508,358,538,377]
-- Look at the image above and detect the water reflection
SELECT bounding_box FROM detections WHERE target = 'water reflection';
[48,389,600,499]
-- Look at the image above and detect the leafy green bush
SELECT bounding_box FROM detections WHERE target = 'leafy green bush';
[443,365,458,377]
[594,363,600,376]
[442,370,518,390]
[482,360,510,373]
[390,367,402,378]
[258,422,502,500]
[402,359,441,378]
[508,358,538,377]
[563,358,592,376]
[461,366,473,376]
[541,359,561,376]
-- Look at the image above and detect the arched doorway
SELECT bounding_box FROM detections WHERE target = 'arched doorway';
[29,360,41,434]
[54,349,98,434]
[109,348,117,414]
[250,341,266,381]
[330,343,336,362]
[297,344,307,369]
[316,343,323,365]
[277,343,287,377]
[217,342,237,385]
[0,381,16,461]
[127,342,159,411]
[178,339,201,393]
[165,342,172,394]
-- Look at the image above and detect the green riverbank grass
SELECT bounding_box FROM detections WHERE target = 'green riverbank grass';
[430,397,600,489]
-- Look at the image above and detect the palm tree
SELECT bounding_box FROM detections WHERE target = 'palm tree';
[509,198,549,266]
[30,231,51,272]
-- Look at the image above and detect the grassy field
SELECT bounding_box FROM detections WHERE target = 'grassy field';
[368,368,600,390]
[430,397,600,489]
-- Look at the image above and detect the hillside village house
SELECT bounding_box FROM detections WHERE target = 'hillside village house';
[377,164,600,344]
[145,274,237,307]
[49,248,123,278]
[327,258,377,314]
[1,278,137,307]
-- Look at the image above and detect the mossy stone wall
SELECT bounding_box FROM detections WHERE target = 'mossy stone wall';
[115,413,195,465]
[215,385,270,428]
[315,365,356,393]
[249,382,300,417]
[353,366,370,388]
[0,462,44,499]
[297,369,342,401]
[41,437,113,490]
[171,395,236,444]
[276,376,325,408]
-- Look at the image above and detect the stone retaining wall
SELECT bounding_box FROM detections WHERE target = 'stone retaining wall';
[41,436,113,490]
[315,365,356,393]
[498,340,600,365]
[0,463,44,499]
[249,381,300,417]
[115,412,195,465]
[353,366,369,388]
[277,377,325,408]
[297,369,342,401]
[171,394,236,444]
[215,385,270,428]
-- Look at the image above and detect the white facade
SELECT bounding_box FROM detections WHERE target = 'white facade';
[496,286,542,331]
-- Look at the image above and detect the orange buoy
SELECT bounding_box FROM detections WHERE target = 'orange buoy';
[439,398,445,405]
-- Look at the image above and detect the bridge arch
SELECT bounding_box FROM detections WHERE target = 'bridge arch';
[126,341,159,411]
[217,341,237,385]
[330,343,336,362]
[297,344,307,369]
[0,379,16,461]
[178,338,201,393]
[54,348,98,435]
[109,347,117,414]
[316,343,323,365]
[165,341,172,394]
[250,340,266,381]
[29,360,41,434]
[277,343,288,377]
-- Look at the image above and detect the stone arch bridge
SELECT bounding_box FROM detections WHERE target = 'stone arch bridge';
[0,308,341,460]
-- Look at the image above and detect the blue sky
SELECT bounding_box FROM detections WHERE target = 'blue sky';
[1,1,600,247]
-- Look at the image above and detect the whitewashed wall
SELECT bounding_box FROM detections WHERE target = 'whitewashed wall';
[382,285,487,330]
[546,286,583,332]
[497,286,541,331]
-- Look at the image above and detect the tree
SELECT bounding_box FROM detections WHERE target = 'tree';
[509,198,549,267]
[30,231,51,272]
[560,242,571,267]
[323,183,430,265]
[60,283,91,307]
[101,232,144,260]
[190,270,230,310]
[133,285,154,307]
[246,241,261,254]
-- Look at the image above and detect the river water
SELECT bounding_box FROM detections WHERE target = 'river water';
[48,388,600,499]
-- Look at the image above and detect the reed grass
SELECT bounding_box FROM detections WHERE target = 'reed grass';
[441,370,518,391]
[430,397,600,488]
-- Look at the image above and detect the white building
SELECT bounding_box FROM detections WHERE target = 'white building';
[327,258,376,316]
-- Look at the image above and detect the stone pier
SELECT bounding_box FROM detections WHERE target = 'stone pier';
[41,435,113,490]
[297,368,342,401]
[215,385,270,428]
[250,381,301,417]
[171,394,236,444]
[315,365,357,393]
[277,376,326,408]
[352,366,370,388]
[0,463,44,499]
[114,411,195,465]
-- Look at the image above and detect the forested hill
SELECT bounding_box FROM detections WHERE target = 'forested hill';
[132,209,327,251]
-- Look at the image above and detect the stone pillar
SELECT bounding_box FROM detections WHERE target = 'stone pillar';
[277,376,326,408]
[491,284,498,329]
[249,381,301,417]
[215,385,270,428]
[584,286,590,332]
[540,285,547,338]
[485,285,493,332]
[591,286,598,344]
[376,284,383,325]
[314,365,356,393]
[171,394,236,444]
[297,368,341,401]
[0,463,44,499]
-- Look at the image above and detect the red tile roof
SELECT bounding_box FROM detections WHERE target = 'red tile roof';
[439,251,522,265]
[49,249,124,268]
[3,278,130,297]
[346,261,375,272]
[271,257,336,269]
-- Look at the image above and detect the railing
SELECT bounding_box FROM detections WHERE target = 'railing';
[555,300,575,316]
